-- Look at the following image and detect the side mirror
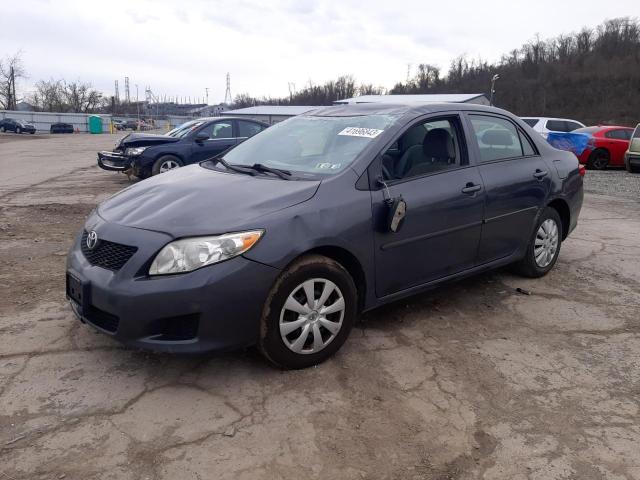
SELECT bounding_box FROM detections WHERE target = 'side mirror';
[378,177,407,233]
[195,132,209,143]
[387,197,407,233]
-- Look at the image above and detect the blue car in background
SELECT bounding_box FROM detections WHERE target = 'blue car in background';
[97,117,268,178]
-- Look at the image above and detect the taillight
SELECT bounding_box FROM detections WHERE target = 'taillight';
[579,164,586,177]
[587,137,596,148]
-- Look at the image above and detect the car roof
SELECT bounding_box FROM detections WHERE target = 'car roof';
[195,116,268,123]
[302,102,512,118]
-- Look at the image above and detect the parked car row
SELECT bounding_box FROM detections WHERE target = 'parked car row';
[77,103,584,368]
[521,116,639,172]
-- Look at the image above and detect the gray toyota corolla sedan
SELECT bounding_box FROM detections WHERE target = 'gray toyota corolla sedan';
[67,103,584,369]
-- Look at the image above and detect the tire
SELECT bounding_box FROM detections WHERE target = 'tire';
[16,127,22,134]
[151,155,183,175]
[29,131,35,135]
[259,254,358,369]
[513,207,563,278]
[0,127,5,133]
[587,149,609,170]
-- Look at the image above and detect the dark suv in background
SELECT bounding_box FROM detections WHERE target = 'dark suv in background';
[97,117,268,178]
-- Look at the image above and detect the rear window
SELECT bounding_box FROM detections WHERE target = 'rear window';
[521,118,539,127]
[546,120,569,132]
[565,121,583,132]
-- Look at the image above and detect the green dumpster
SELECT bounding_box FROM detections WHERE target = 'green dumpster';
[88,115,102,134]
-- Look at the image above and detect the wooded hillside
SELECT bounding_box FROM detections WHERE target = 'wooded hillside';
[235,18,640,126]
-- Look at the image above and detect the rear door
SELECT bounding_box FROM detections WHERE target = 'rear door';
[371,114,485,297]
[466,113,551,263]
[190,120,237,163]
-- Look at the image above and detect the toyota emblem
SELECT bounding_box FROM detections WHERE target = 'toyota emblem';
[86,230,99,250]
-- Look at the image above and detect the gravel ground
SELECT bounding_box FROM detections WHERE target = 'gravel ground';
[583,168,640,199]
[2,134,640,479]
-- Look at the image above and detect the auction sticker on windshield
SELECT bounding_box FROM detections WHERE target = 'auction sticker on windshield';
[338,127,384,138]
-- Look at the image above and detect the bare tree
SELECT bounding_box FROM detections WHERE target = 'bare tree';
[0,51,26,110]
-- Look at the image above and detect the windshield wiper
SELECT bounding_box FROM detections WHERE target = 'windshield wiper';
[209,155,256,176]
[245,163,293,180]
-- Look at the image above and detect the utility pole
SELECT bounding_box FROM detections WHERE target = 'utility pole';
[125,77,130,103]
[205,87,209,105]
[224,73,232,104]
[135,84,139,126]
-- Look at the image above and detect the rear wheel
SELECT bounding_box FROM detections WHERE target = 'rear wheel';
[259,255,357,369]
[0,126,5,132]
[513,207,563,278]
[151,155,183,175]
[587,149,609,170]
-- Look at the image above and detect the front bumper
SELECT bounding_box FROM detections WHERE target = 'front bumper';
[97,151,132,171]
[625,153,640,168]
[66,218,281,353]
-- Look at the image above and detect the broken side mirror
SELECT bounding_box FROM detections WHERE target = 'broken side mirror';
[378,177,407,233]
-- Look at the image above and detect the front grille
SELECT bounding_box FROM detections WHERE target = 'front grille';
[84,305,120,333]
[81,231,137,271]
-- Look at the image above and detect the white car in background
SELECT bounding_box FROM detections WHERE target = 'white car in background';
[521,117,586,138]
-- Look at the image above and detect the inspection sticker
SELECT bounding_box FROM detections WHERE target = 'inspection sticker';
[337,127,384,138]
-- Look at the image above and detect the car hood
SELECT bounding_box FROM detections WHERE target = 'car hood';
[118,132,180,148]
[97,164,321,237]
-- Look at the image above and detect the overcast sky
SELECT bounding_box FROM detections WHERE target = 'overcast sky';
[2,0,638,104]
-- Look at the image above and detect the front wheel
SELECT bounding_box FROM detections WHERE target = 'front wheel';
[513,207,562,278]
[15,127,22,134]
[259,255,357,369]
[151,155,183,175]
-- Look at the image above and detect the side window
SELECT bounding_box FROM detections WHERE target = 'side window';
[519,130,537,156]
[237,121,265,138]
[605,129,629,140]
[204,121,233,139]
[469,115,523,162]
[546,120,568,132]
[381,117,464,181]
[565,121,583,132]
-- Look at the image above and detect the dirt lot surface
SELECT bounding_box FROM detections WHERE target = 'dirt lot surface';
[1,134,640,479]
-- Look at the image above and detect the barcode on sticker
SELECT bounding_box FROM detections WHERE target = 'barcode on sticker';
[338,127,384,139]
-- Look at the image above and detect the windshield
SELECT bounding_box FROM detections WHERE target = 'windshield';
[166,120,205,138]
[220,114,397,176]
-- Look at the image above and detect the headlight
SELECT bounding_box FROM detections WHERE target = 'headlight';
[125,146,148,156]
[149,230,264,275]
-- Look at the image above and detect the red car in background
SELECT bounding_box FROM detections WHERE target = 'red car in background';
[574,126,634,169]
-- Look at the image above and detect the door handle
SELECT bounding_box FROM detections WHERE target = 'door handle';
[461,183,482,195]
[533,169,548,179]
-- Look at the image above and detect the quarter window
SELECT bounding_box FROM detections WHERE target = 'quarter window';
[519,130,537,156]
[521,118,539,128]
[469,115,524,162]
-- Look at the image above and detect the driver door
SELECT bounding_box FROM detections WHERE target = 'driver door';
[191,120,237,163]
[371,114,485,297]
